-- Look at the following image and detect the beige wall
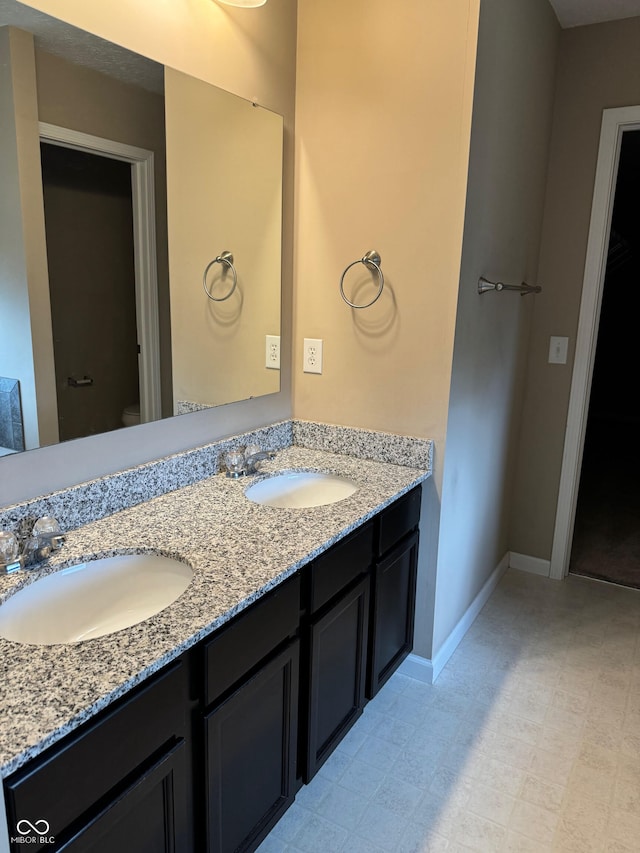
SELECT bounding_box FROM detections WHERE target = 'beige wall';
[0,27,57,451]
[433,0,559,655]
[2,32,171,452]
[510,16,640,561]
[293,0,479,453]
[292,0,558,661]
[0,28,37,448]
[35,48,173,416]
[0,0,296,506]
[165,68,281,410]
[293,0,481,659]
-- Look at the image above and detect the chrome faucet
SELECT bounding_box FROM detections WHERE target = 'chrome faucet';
[0,516,66,574]
[224,445,276,478]
[244,449,276,474]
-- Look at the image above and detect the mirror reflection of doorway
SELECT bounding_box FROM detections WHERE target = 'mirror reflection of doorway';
[40,141,140,441]
[569,129,640,589]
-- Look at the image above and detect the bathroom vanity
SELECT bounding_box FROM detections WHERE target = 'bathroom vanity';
[0,439,428,852]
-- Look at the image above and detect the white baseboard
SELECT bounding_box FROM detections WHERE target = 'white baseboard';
[509,551,551,577]
[399,552,510,684]
[399,653,434,684]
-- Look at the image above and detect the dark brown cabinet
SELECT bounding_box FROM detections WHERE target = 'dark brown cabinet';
[3,486,422,853]
[60,740,188,853]
[205,641,299,853]
[4,660,192,853]
[368,486,421,698]
[301,488,421,779]
[368,531,419,698]
[302,522,373,782]
[203,573,300,853]
[305,576,369,781]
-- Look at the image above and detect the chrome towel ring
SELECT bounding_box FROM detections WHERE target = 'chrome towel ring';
[340,250,385,309]
[203,251,238,302]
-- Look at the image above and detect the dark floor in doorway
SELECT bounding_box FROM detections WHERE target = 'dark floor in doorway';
[570,420,640,589]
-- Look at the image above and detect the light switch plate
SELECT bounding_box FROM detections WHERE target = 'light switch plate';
[548,336,569,364]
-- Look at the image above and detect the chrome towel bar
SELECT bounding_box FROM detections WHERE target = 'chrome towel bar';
[478,276,541,296]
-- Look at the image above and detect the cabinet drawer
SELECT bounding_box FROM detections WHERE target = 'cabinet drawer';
[205,573,300,707]
[5,660,186,843]
[309,522,373,614]
[376,486,421,556]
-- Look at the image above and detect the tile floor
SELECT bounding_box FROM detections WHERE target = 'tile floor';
[257,568,640,852]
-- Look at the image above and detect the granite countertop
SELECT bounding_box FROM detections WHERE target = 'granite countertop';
[0,446,429,778]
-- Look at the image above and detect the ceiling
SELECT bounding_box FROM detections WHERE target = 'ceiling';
[548,0,640,27]
[3,0,640,82]
[0,0,163,93]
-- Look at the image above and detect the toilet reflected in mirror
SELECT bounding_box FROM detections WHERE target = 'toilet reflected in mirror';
[121,404,141,429]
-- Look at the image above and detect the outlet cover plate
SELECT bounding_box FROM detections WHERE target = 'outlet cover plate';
[303,338,323,374]
[265,335,280,369]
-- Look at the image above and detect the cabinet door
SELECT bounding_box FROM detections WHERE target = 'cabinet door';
[5,660,191,853]
[205,640,299,853]
[305,576,369,782]
[368,532,419,699]
[57,739,190,853]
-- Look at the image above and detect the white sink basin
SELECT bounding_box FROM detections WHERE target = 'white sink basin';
[245,471,357,508]
[0,553,193,645]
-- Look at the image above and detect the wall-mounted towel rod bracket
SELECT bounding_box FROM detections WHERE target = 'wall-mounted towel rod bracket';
[478,276,541,296]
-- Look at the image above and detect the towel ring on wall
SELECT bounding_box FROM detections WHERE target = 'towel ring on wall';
[339,250,385,309]
[203,251,238,302]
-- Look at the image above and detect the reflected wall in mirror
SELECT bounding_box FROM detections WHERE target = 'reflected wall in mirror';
[0,0,283,456]
[165,68,282,413]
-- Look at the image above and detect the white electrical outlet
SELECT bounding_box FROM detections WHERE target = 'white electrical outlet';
[265,335,280,369]
[548,336,569,364]
[303,338,323,374]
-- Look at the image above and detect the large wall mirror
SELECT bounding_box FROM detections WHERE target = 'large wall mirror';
[0,0,283,458]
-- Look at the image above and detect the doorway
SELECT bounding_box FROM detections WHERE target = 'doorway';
[550,106,640,583]
[569,129,640,588]
[38,122,162,435]
[41,142,140,441]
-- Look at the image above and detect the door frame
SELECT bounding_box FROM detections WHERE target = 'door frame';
[39,122,162,424]
[550,105,640,580]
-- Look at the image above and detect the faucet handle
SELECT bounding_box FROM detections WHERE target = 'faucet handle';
[32,516,65,550]
[0,518,65,573]
[224,449,247,478]
[244,443,261,461]
[0,531,23,574]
